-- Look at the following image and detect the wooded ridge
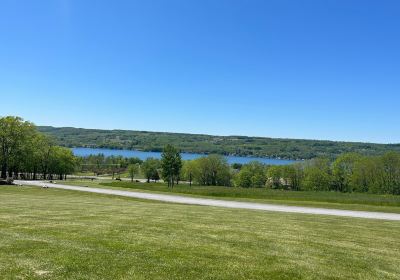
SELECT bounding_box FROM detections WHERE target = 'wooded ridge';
[38,126,400,160]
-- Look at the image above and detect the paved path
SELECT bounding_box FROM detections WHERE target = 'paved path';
[15,180,400,221]
[67,176,152,183]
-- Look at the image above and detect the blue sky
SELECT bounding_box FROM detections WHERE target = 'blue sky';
[1,0,399,143]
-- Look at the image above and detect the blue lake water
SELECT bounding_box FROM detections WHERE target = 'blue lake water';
[72,147,297,165]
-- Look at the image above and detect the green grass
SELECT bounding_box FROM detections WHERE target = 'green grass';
[88,180,400,213]
[1,185,400,280]
[72,171,96,176]
[72,171,146,179]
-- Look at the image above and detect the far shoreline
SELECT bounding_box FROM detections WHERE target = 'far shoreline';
[70,147,301,165]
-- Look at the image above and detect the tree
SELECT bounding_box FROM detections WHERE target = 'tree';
[280,164,304,190]
[207,155,231,186]
[248,162,267,187]
[349,152,400,195]
[191,155,232,186]
[142,158,161,183]
[47,146,77,180]
[267,166,282,188]
[34,134,55,180]
[350,156,379,193]
[231,163,243,170]
[332,153,361,192]
[161,145,182,188]
[0,116,36,179]
[127,163,140,182]
[1,126,58,181]
[182,160,196,187]
[291,163,304,191]
[29,133,52,180]
[302,158,332,191]
[235,161,266,188]
[128,157,143,165]
[234,168,253,188]
[380,152,400,194]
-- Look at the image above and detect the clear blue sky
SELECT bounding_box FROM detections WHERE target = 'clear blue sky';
[1,0,399,143]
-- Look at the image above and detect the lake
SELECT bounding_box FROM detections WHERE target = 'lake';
[72,147,297,165]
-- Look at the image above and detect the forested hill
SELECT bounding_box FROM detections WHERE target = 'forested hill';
[38,126,400,160]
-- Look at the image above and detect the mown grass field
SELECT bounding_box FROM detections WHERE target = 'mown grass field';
[62,179,400,213]
[1,185,400,280]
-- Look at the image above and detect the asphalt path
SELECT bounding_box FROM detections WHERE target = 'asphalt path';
[14,180,400,221]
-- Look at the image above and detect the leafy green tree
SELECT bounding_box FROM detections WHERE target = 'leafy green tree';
[231,163,243,170]
[191,155,232,186]
[234,168,253,188]
[128,157,143,165]
[280,164,304,190]
[302,167,331,191]
[380,152,400,194]
[28,133,50,180]
[127,163,140,182]
[248,162,267,187]
[161,145,182,188]
[0,116,36,179]
[332,153,361,192]
[207,155,231,186]
[235,161,266,188]
[267,166,282,188]
[35,134,55,180]
[350,156,379,193]
[193,157,210,185]
[142,158,161,183]
[350,152,400,194]
[47,146,77,180]
[182,160,196,187]
[302,158,332,191]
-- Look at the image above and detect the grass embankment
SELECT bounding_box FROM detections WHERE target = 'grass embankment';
[1,185,400,279]
[87,180,400,213]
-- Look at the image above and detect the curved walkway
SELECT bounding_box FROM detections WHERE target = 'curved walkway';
[15,180,400,221]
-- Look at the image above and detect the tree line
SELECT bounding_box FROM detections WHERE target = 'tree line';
[61,141,400,195]
[0,116,77,181]
[145,148,400,195]
[78,154,142,178]
[78,146,232,187]
[234,152,400,195]
[134,151,232,188]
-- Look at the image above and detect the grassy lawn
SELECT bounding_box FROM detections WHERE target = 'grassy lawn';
[72,171,146,179]
[60,179,400,213]
[1,185,400,280]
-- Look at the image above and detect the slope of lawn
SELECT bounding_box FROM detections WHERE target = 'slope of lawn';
[1,185,400,280]
[91,180,400,213]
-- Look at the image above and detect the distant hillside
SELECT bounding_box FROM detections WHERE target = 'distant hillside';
[38,126,400,160]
